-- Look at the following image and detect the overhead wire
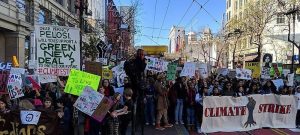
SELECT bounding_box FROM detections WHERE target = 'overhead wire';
[193,0,220,25]
[177,0,194,26]
[158,0,171,39]
[152,0,158,37]
[184,0,211,28]
[138,26,169,31]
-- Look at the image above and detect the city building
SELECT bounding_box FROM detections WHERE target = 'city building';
[225,0,300,69]
[169,26,185,54]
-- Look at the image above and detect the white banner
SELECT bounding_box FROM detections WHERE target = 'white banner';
[20,110,41,125]
[39,75,57,84]
[180,62,196,77]
[35,25,80,76]
[236,68,252,80]
[202,95,298,133]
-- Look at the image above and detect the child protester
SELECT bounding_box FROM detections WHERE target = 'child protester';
[120,88,134,135]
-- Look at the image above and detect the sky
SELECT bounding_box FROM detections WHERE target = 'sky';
[115,0,226,46]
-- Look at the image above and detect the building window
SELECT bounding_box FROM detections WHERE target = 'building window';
[239,12,242,19]
[235,1,238,10]
[297,13,300,22]
[38,6,52,24]
[277,14,285,24]
[56,0,63,6]
[56,15,65,26]
[239,0,243,8]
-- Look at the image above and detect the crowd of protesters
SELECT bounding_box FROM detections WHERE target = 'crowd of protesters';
[1,51,300,135]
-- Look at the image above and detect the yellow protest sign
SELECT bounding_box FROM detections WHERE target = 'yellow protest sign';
[64,69,101,96]
[296,68,300,75]
[102,68,113,79]
[245,62,261,78]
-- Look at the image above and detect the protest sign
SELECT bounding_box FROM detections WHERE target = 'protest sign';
[10,68,25,74]
[217,68,229,76]
[20,110,41,125]
[0,71,10,94]
[228,69,236,79]
[102,68,113,80]
[0,62,12,70]
[245,62,260,78]
[74,86,104,116]
[287,73,294,86]
[145,56,167,72]
[272,79,284,90]
[199,64,208,79]
[7,81,24,99]
[167,63,177,80]
[180,62,196,77]
[112,61,127,87]
[85,61,102,76]
[282,69,290,78]
[270,63,283,77]
[65,69,101,96]
[261,67,271,79]
[25,75,41,90]
[0,109,59,134]
[39,75,57,84]
[202,95,298,133]
[35,25,80,76]
[92,96,113,122]
[236,68,252,80]
[8,74,23,85]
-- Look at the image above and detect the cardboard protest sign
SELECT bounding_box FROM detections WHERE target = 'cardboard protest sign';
[0,71,10,94]
[20,110,41,125]
[65,69,101,96]
[272,79,284,91]
[74,86,104,116]
[10,68,25,74]
[287,73,294,86]
[0,109,59,134]
[199,64,208,79]
[102,68,113,80]
[0,62,12,70]
[39,75,57,84]
[236,68,252,80]
[92,96,113,122]
[261,67,271,79]
[167,63,177,80]
[245,62,260,78]
[180,62,196,77]
[35,25,80,76]
[85,61,102,76]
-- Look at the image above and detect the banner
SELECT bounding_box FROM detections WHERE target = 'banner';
[0,71,10,94]
[199,64,208,79]
[0,110,59,134]
[202,94,298,133]
[167,63,177,81]
[145,56,167,72]
[236,68,252,80]
[0,62,12,70]
[261,67,271,79]
[64,69,101,96]
[180,62,196,77]
[20,110,41,125]
[74,86,113,122]
[35,25,80,76]
[39,75,57,84]
[245,62,260,78]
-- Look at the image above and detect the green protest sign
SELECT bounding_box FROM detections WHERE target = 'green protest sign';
[167,63,177,80]
[64,69,101,96]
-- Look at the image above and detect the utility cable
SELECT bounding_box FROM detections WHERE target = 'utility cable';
[152,0,158,37]
[158,0,171,38]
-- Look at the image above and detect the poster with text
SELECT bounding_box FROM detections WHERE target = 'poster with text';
[7,80,24,99]
[145,56,167,72]
[236,68,252,80]
[20,110,41,125]
[199,64,208,79]
[180,62,196,77]
[35,25,80,76]
[64,69,101,96]
[74,86,104,116]
[245,62,260,78]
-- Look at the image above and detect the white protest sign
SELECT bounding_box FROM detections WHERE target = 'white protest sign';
[272,79,284,90]
[199,64,208,78]
[282,69,290,78]
[10,68,25,74]
[74,86,104,116]
[217,68,229,76]
[20,111,41,125]
[261,67,271,79]
[145,56,166,72]
[39,75,57,84]
[180,62,196,77]
[35,25,80,76]
[8,74,23,85]
[236,68,252,80]
[7,81,24,99]
[287,73,294,86]
[112,61,127,87]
